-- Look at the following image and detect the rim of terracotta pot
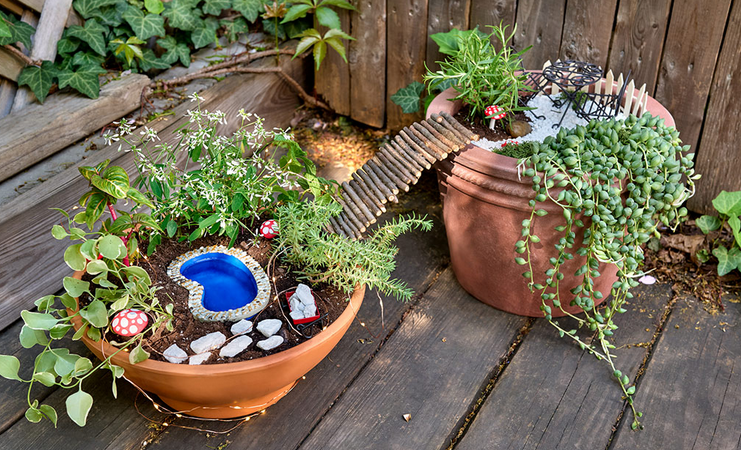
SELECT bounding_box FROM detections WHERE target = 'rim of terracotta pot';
[68,270,365,376]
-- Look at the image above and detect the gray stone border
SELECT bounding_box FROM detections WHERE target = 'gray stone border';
[167,245,270,322]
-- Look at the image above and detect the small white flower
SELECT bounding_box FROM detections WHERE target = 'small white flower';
[189,92,203,102]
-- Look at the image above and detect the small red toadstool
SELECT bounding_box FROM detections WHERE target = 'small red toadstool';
[259,219,279,239]
[111,309,148,337]
[484,105,506,120]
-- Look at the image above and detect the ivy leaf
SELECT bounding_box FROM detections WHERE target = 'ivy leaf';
[713,246,740,276]
[220,17,248,42]
[66,390,94,427]
[72,52,105,67]
[57,37,80,56]
[391,81,424,114]
[110,36,146,66]
[0,12,35,48]
[231,0,262,22]
[89,3,128,26]
[163,0,202,31]
[191,22,218,49]
[144,0,165,14]
[696,215,721,234]
[262,19,286,40]
[122,6,165,40]
[67,19,109,56]
[281,4,312,23]
[73,0,122,19]
[57,65,106,99]
[158,36,191,67]
[17,61,57,104]
[202,0,231,16]
[315,6,340,29]
[712,191,741,217]
[0,17,10,40]
[139,48,170,71]
[729,215,741,247]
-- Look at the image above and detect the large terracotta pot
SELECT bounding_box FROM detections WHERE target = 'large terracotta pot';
[70,271,364,418]
[428,83,674,317]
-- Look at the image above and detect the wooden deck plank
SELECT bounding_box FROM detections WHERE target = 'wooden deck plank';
[0,56,307,332]
[0,74,150,183]
[455,284,674,450]
[297,268,528,450]
[611,296,741,450]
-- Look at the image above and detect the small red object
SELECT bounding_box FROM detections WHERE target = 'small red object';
[111,309,148,337]
[285,291,321,325]
[501,140,519,148]
[259,219,279,239]
[484,105,506,120]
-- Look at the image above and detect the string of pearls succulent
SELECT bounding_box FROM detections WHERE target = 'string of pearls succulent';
[515,113,698,430]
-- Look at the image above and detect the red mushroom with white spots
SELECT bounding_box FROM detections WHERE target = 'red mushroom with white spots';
[111,309,148,337]
[484,105,506,130]
[259,219,279,239]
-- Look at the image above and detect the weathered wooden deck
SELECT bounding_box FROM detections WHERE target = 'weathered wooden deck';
[0,171,739,450]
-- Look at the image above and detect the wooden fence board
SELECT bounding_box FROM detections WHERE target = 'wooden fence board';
[611,297,741,450]
[654,0,731,152]
[606,0,671,92]
[316,8,351,117]
[456,283,674,450]
[109,172,451,450]
[425,0,471,73]
[0,48,24,81]
[386,0,429,131]
[688,0,741,214]
[0,78,17,118]
[298,268,528,450]
[559,0,618,68]
[469,0,516,38]
[0,73,149,183]
[514,0,567,69]
[0,56,307,332]
[349,0,386,128]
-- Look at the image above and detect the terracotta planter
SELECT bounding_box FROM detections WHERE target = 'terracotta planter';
[427,84,674,317]
[70,271,364,418]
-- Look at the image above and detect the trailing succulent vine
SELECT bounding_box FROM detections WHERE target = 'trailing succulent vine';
[512,113,698,429]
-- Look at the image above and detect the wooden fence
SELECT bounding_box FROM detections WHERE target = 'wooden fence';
[316,0,741,213]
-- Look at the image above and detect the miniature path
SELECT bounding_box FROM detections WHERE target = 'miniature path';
[0,171,738,450]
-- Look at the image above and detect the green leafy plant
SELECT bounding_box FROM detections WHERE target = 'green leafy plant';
[285,0,356,69]
[696,190,741,275]
[275,199,433,300]
[515,113,697,429]
[0,161,170,427]
[391,24,531,119]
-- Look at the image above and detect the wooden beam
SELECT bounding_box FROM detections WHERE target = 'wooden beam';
[0,56,307,332]
[0,47,23,81]
[0,73,150,183]
[349,0,386,128]
[11,0,72,111]
[688,0,741,213]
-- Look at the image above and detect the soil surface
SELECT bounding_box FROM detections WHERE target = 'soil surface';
[453,104,529,143]
[82,226,351,365]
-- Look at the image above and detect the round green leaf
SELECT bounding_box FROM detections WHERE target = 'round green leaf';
[52,225,68,240]
[0,355,21,380]
[80,300,108,328]
[86,260,108,275]
[21,311,59,331]
[39,404,58,426]
[19,325,50,348]
[98,235,126,259]
[66,390,94,427]
[33,371,57,387]
[63,277,90,298]
[64,244,86,271]
[25,407,43,423]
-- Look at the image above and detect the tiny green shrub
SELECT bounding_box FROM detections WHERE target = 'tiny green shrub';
[696,190,741,275]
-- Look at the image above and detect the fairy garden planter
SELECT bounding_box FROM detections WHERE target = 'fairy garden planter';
[0,97,431,427]
[412,24,699,428]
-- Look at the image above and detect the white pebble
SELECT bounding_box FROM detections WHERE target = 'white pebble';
[257,335,284,351]
[190,331,226,354]
[163,344,188,364]
[290,309,305,322]
[219,336,253,358]
[189,352,212,365]
[256,319,282,337]
[295,283,314,305]
[230,319,253,335]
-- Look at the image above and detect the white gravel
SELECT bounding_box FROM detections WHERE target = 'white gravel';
[475,94,626,152]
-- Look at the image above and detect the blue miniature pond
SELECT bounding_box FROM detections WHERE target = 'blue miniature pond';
[179,252,258,312]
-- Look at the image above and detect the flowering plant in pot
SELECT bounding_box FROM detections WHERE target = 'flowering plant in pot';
[0,96,430,427]
[411,24,699,428]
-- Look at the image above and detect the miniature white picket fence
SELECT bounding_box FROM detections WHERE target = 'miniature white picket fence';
[541,60,649,117]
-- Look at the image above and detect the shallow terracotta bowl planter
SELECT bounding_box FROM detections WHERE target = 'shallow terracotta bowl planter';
[428,84,674,317]
[70,271,364,418]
